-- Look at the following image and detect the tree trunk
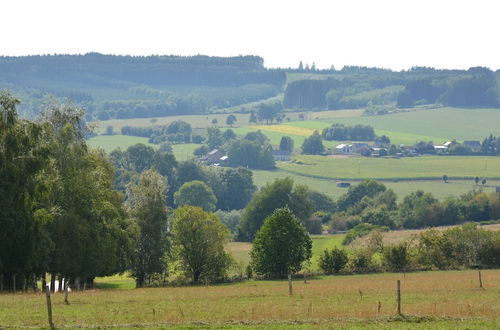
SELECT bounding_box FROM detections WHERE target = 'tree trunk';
[0,274,3,292]
[50,273,56,293]
[75,277,80,291]
[33,274,38,292]
[58,275,63,292]
[42,273,47,293]
[22,275,27,292]
[12,274,16,293]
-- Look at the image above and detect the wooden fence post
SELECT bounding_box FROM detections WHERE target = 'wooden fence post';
[478,270,483,289]
[288,273,293,295]
[396,280,402,316]
[45,285,54,329]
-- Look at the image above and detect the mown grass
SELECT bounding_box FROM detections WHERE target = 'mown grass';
[279,155,500,180]
[2,270,500,328]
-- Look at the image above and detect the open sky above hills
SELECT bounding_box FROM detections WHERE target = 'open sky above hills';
[2,0,499,71]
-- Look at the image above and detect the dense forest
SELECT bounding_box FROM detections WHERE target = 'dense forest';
[2,55,499,122]
[284,66,500,110]
[0,53,285,119]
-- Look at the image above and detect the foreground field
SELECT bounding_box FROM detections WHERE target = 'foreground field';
[1,270,499,328]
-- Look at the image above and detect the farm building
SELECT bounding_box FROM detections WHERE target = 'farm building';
[206,149,224,164]
[371,147,387,157]
[434,145,448,154]
[335,144,352,154]
[272,150,291,161]
[351,143,369,153]
[463,140,481,152]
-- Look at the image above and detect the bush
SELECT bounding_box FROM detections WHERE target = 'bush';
[305,215,323,234]
[383,243,411,272]
[319,247,348,274]
[348,250,379,274]
[343,223,389,245]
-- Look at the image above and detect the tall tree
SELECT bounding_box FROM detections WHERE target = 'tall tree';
[237,177,314,241]
[171,206,231,283]
[127,169,169,288]
[250,208,312,279]
[174,180,217,212]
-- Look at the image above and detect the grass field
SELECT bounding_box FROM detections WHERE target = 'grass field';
[252,169,500,200]
[87,135,155,153]
[285,107,500,145]
[226,235,344,272]
[278,155,500,180]
[2,270,500,328]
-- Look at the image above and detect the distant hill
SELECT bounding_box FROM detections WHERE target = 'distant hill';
[1,54,499,120]
[0,53,286,119]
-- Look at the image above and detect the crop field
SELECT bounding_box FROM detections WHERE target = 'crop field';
[2,270,500,328]
[278,155,500,180]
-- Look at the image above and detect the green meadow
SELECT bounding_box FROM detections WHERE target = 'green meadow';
[251,169,500,200]
[278,155,500,180]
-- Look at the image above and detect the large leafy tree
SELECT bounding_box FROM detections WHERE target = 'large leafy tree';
[301,131,324,155]
[0,91,49,290]
[209,167,256,211]
[171,206,231,283]
[237,177,314,241]
[250,208,312,279]
[127,169,169,287]
[174,180,217,212]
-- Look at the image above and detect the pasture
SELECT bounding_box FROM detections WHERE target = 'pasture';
[252,169,500,200]
[1,270,500,328]
[278,155,500,180]
[285,107,500,145]
[226,235,344,272]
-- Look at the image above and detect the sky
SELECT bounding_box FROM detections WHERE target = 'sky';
[1,0,499,71]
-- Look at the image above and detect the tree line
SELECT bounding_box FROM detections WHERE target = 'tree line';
[284,66,500,110]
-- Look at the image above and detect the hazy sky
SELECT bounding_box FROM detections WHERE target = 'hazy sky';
[2,0,499,71]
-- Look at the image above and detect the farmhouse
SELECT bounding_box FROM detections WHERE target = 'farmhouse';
[351,143,369,153]
[272,150,291,161]
[335,144,352,154]
[206,149,224,164]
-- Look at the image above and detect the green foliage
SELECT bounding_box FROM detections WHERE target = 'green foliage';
[337,180,387,211]
[174,180,217,212]
[279,136,294,152]
[227,139,275,169]
[343,224,389,245]
[383,243,411,272]
[226,114,237,126]
[319,247,348,274]
[301,131,324,155]
[237,177,314,241]
[322,123,375,141]
[250,208,312,279]
[171,206,231,283]
[127,170,169,287]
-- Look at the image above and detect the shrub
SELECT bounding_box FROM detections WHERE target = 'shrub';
[319,247,348,274]
[384,243,411,272]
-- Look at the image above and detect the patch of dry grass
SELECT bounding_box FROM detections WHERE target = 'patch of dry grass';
[1,270,499,328]
[351,223,500,248]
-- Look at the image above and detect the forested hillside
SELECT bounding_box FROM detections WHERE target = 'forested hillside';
[284,66,500,111]
[0,53,285,119]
